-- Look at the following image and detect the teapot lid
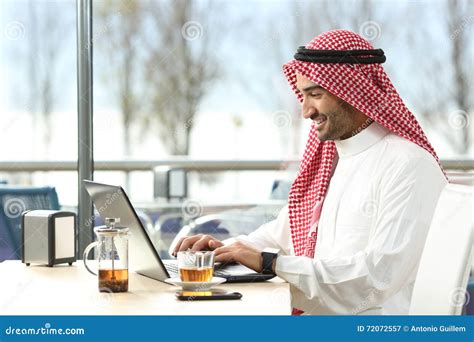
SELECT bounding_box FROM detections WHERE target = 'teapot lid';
[94,217,129,235]
[94,226,129,234]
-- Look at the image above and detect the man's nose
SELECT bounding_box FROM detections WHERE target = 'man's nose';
[302,99,317,120]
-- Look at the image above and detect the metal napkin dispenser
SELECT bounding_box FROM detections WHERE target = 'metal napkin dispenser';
[21,210,77,267]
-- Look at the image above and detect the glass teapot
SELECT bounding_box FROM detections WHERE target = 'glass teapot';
[83,217,129,292]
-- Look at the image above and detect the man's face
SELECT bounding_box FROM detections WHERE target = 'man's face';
[295,74,369,141]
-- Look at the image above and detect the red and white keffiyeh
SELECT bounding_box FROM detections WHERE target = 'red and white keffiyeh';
[283,29,444,259]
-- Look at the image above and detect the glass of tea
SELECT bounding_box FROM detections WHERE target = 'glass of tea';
[83,218,129,293]
[177,250,214,282]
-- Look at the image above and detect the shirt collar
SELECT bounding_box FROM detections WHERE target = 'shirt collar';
[335,121,390,157]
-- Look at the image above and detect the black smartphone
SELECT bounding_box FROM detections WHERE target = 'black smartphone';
[175,290,242,301]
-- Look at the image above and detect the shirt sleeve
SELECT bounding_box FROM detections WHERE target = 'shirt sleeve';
[222,205,293,255]
[275,156,447,314]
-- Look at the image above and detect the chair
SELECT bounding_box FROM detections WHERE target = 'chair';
[409,183,474,315]
[0,186,60,260]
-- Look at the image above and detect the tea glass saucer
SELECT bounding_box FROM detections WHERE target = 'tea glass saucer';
[165,277,226,291]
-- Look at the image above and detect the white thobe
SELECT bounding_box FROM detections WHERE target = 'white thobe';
[232,122,447,315]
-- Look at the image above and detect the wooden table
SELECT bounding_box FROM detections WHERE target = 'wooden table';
[0,261,291,315]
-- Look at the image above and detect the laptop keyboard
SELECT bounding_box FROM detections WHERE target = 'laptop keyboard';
[164,262,179,276]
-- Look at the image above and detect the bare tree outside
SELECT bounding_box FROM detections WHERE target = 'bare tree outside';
[142,0,221,156]
[24,0,73,157]
[443,0,472,154]
[400,0,472,155]
[95,0,144,160]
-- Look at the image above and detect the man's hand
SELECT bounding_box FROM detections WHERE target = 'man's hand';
[172,234,223,256]
[213,241,263,273]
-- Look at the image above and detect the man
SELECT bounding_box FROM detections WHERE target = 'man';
[173,30,447,314]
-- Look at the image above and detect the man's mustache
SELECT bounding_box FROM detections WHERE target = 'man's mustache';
[310,113,328,121]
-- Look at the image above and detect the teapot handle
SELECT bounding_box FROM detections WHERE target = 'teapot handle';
[83,241,100,276]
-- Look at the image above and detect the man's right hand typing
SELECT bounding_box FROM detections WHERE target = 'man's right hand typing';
[172,234,223,256]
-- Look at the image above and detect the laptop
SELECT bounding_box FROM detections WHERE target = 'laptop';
[83,180,275,283]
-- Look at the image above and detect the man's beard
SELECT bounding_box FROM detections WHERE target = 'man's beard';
[315,107,354,141]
